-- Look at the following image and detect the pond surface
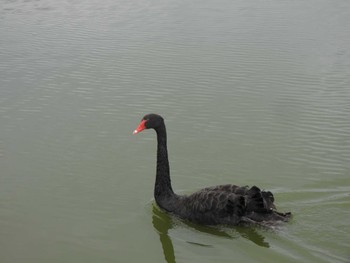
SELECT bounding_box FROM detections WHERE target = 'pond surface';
[1,0,349,262]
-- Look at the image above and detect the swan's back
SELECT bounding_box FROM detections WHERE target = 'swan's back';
[172,185,290,225]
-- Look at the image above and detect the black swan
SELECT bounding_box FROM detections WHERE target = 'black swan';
[133,114,291,225]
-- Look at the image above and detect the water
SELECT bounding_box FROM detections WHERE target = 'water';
[1,0,350,262]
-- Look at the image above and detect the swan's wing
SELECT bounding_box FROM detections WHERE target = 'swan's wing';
[177,190,245,225]
[204,184,276,211]
[201,184,248,194]
[174,185,288,225]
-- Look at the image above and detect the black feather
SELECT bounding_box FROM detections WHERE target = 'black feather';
[134,114,291,225]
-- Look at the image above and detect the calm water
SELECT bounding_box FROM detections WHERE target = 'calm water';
[1,0,350,262]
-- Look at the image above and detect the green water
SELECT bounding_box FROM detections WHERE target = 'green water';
[1,0,349,262]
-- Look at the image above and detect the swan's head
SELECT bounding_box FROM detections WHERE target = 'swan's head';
[133,114,164,134]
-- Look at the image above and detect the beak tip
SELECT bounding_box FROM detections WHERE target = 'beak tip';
[133,119,147,135]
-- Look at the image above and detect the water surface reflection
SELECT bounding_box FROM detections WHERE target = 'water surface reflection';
[152,204,269,263]
[152,205,176,263]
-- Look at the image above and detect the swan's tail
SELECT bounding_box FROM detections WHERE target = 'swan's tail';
[245,186,273,212]
[244,186,291,223]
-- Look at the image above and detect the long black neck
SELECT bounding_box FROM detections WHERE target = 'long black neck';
[154,124,175,209]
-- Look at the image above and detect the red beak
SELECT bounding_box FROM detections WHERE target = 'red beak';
[133,119,147,134]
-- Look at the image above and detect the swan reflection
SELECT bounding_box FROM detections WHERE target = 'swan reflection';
[152,204,176,263]
[151,204,270,263]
